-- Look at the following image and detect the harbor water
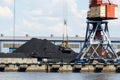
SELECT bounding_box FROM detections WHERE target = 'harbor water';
[0,72,120,80]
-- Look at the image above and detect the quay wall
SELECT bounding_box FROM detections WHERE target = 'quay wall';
[0,58,120,72]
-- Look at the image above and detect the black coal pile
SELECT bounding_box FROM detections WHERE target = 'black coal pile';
[14,38,61,53]
[0,52,31,58]
[11,38,77,61]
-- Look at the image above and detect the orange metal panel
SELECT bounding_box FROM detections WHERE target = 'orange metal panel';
[96,0,102,4]
[90,0,102,7]
[88,1,118,20]
[106,4,117,19]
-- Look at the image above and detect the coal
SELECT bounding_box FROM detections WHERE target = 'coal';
[9,38,78,62]
[0,52,31,58]
[14,38,63,54]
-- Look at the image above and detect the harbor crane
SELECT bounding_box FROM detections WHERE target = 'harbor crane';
[76,0,119,63]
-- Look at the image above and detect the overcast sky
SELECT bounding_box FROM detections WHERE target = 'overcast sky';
[0,0,120,37]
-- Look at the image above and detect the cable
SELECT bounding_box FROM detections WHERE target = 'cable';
[107,0,111,4]
[13,0,16,50]
[62,0,68,41]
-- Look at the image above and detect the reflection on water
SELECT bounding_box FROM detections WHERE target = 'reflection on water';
[0,72,120,80]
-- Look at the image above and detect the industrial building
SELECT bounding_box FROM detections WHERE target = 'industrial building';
[0,36,120,53]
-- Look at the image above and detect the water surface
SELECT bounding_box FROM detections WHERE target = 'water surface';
[0,72,120,80]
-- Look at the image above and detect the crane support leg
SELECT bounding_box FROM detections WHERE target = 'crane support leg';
[77,21,119,61]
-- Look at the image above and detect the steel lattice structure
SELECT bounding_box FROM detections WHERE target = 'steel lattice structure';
[76,21,119,60]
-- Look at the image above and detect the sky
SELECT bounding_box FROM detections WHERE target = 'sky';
[0,0,120,37]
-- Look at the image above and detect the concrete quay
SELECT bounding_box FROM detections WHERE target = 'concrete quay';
[0,58,120,72]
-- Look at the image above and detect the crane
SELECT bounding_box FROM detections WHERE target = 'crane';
[59,0,72,53]
[75,0,119,63]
